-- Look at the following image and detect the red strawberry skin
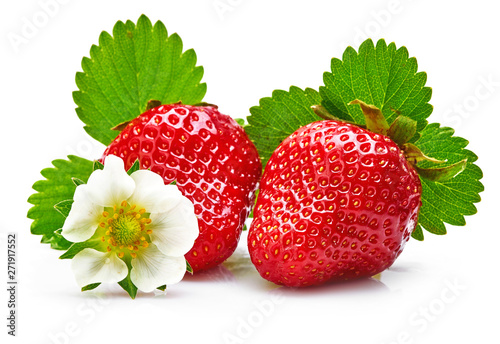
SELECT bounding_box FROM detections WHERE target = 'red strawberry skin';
[248,120,421,287]
[102,104,261,271]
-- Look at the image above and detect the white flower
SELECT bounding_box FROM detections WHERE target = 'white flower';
[61,155,199,293]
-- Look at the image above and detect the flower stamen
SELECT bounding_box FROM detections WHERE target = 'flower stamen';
[99,200,153,259]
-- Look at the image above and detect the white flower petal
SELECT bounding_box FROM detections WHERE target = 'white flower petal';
[129,170,184,213]
[71,248,128,288]
[149,196,199,257]
[85,155,135,207]
[130,244,187,292]
[61,185,103,243]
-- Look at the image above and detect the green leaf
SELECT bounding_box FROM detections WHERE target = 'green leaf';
[411,225,424,241]
[54,199,73,218]
[59,239,103,260]
[27,156,94,250]
[234,118,245,127]
[157,285,167,291]
[412,123,483,239]
[93,160,104,171]
[246,86,322,168]
[72,177,86,186]
[40,232,71,250]
[127,159,140,175]
[118,258,138,299]
[186,260,193,274]
[82,283,101,292]
[74,14,206,146]
[119,274,138,299]
[320,39,432,141]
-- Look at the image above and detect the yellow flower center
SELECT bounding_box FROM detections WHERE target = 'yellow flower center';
[98,200,153,259]
[112,214,143,245]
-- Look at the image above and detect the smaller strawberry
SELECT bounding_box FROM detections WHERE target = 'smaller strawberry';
[102,102,261,272]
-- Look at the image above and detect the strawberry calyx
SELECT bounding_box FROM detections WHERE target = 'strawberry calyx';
[311,104,342,121]
[111,120,132,132]
[192,102,219,109]
[311,104,366,128]
[109,99,162,132]
[146,99,163,110]
[400,142,467,181]
[348,99,389,135]
[387,115,417,146]
[312,99,467,183]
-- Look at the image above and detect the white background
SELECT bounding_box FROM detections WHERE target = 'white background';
[1,0,499,343]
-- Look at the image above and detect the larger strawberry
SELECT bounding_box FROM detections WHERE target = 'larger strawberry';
[102,103,261,271]
[248,102,426,287]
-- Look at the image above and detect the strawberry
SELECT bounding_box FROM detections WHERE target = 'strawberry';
[102,103,262,271]
[248,118,422,287]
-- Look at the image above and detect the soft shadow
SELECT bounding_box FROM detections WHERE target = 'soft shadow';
[277,276,389,297]
[221,249,391,294]
[385,263,422,274]
[64,286,141,300]
[183,264,237,284]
